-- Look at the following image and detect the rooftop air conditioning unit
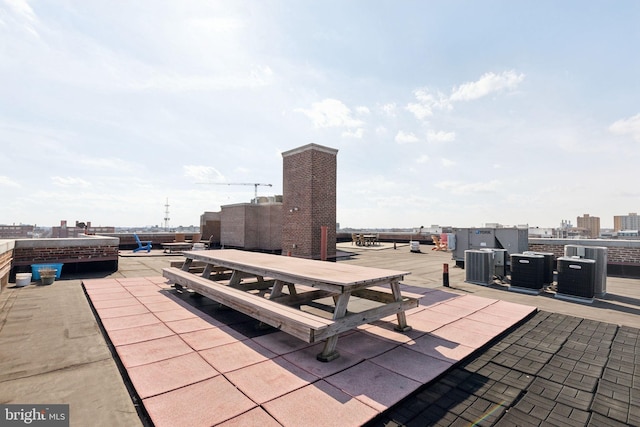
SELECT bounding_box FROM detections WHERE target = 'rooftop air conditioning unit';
[510,253,545,294]
[556,257,596,303]
[564,245,607,297]
[523,251,555,285]
[480,248,508,278]
[465,250,494,285]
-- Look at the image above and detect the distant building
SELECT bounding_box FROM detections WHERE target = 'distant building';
[576,214,600,239]
[618,230,639,238]
[528,227,554,238]
[614,213,639,232]
[0,224,34,239]
[52,220,115,238]
[220,200,283,251]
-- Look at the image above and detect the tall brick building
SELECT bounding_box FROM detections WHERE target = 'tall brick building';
[614,212,639,232]
[577,214,600,239]
[281,143,338,259]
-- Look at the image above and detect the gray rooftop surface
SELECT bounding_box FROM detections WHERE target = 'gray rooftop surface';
[1,242,639,426]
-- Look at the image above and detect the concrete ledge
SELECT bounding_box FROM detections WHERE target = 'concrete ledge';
[530,237,640,249]
[530,238,640,278]
[14,235,119,249]
[11,237,119,277]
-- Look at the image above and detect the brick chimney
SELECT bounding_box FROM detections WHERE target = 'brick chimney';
[281,143,338,259]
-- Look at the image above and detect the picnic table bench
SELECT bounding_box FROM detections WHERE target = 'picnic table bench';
[162,249,419,362]
[162,242,194,253]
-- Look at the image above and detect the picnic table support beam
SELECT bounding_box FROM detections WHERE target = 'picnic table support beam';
[181,258,193,271]
[317,292,351,362]
[390,280,412,332]
[202,264,212,278]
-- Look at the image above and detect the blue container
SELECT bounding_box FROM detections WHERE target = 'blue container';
[31,263,64,280]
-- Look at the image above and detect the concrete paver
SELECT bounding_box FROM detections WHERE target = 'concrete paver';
[81,270,533,426]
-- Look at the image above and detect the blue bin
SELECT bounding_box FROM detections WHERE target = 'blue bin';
[31,263,64,280]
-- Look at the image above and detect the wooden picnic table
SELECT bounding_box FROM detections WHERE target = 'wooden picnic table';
[352,233,379,246]
[162,249,418,361]
[162,242,194,253]
[361,234,378,246]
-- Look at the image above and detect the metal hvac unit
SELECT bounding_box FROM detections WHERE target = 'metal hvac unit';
[492,249,508,278]
[495,228,529,256]
[556,257,596,302]
[481,248,508,278]
[465,250,494,285]
[564,245,607,297]
[446,233,456,251]
[510,253,545,293]
[453,228,528,267]
[523,251,555,285]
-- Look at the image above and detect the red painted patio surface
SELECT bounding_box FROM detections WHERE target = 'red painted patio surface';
[84,277,536,427]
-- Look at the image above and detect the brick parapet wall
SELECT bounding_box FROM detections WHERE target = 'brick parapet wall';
[11,237,119,267]
[529,238,640,266]
[12,245,119,265]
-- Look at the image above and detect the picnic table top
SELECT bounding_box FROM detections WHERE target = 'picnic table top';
[181,249,410,288]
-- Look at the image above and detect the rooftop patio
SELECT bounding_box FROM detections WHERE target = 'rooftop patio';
[1,243,639,426]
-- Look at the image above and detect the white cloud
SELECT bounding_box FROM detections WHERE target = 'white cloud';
[138,66,274,92]
[355,106,370,115]
[435,179,501,195]
[183,165,225,183]
[427,130,456,143]
[406,102,433,120]
[609,113,640,142]
[450,70,525,102]
[395,131,419,144]
[51,176,91,188]
[78,156,136,172]
[375,126,387,135]
[405,71,523,121]
[441,158,456,167]
[295,99,363,128]
[0,175,20,187]
[416,155,429,164]
[342,128,364,138]
[3,0,39,37]
[414,89,452,110]
[381,103,397,117]
[406,89,452,120]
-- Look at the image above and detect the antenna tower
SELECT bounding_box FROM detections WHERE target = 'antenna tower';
[164,198,170,230]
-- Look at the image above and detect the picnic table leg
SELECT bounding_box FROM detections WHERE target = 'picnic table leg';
[390,280,412,332]
[181,258,193,271]
[270,280,285,299]
[201,264,212,278]
[317,292,351,362]
[228,270,243,287]
[287,283,298,296]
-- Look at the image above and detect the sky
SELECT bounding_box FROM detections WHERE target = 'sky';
[1,1,639,229]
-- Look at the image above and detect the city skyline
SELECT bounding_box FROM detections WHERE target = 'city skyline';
[2,1,639,229]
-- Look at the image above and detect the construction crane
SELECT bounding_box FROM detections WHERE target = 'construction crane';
[197,182,273,201]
